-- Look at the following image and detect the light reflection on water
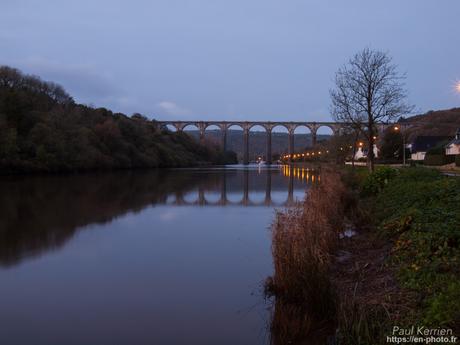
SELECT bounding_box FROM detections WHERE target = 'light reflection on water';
[0,165,318,345]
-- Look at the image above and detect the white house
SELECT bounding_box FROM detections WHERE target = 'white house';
[409,136,451,161]
[411,151,427,161]
[445,129,460,156]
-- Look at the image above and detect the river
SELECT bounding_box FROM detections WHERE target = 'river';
[0,165,318,345]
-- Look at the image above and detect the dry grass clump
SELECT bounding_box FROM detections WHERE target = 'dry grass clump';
[266,169,349,342]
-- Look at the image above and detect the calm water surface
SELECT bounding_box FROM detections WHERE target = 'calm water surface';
[0,165,317,345]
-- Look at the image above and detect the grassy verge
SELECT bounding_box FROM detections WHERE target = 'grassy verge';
[338,166,460,343]
[366,167,460,329]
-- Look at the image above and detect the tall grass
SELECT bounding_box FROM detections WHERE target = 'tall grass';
[266,170,349,343]
[337,299,391,345]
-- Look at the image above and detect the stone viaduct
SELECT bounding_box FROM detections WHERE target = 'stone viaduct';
[156,120,395,164]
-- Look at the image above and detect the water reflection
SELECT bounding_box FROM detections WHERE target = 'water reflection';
[0,165,318,345]
[0,165,318,268]
[172,167,317,207]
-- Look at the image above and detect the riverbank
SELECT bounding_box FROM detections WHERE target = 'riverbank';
[352,168,460,335]
[267,166,460,344]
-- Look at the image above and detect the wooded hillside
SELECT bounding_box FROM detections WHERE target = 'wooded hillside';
[0,66,235,174]
[402,107,460,139]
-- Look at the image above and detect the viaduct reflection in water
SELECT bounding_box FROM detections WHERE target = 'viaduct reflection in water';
[0,166,318,267]
[170,166,317,207]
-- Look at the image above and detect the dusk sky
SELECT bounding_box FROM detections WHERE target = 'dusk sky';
[2,0,460,124]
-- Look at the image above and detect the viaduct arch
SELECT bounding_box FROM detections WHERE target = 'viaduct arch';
[157,121,396,164]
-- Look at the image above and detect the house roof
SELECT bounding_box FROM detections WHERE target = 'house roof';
[410,136,451,153]
[445,128,460,146]
[445,139,460,147]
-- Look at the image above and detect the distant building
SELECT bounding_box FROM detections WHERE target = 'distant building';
[445,129,460,156]
[409,136,451,161]
[354,144,379,160]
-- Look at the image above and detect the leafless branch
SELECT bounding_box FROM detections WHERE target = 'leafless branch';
[329,48,414,171]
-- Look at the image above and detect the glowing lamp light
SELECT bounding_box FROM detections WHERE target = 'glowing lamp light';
[456,81,460,93]
[358,142,364,147]
[394,126,400,131]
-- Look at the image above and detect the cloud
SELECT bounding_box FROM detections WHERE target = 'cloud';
[2,57,124,103]
[0,57,152,115]
[155,101,191,117]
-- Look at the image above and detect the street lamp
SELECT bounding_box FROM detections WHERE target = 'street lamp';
[394,125,406,166]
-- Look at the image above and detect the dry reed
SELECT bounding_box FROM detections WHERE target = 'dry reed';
[266,169,349,342]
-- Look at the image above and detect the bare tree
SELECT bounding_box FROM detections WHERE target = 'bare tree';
[330,48,413,171]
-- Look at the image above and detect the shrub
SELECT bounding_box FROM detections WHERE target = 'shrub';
[424,153,454,166]
[361,166,399,195]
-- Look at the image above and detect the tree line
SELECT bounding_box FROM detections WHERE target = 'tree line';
[0,66,236,174]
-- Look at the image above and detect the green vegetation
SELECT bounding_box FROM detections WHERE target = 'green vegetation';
[0,66,236,174]
[361,165,399,195]
[363,167,460,328]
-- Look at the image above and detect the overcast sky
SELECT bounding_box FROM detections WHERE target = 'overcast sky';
[1,0,460,124]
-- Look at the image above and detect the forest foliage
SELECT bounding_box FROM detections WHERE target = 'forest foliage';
[0,66,235,174]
